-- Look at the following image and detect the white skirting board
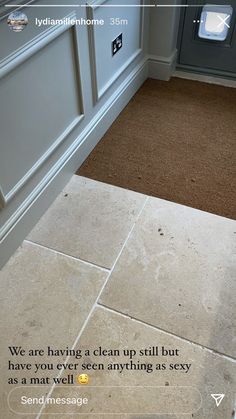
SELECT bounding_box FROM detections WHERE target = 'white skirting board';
[148,50,178,81]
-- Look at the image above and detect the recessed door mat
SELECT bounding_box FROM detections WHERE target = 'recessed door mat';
[77,77,236,220]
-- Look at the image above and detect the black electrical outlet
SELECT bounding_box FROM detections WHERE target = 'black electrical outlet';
[112,33,123,56]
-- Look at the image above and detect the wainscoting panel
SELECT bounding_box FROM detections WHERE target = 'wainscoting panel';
[0,19,84,203]
[88,0,143,101]
[0,0,148,269]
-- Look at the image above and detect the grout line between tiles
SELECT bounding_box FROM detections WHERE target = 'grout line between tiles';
[24,239,111,273]
[97,303,236,364]
[36,195,149,418]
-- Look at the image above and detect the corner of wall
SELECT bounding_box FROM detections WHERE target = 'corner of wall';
[147,1,181,81]
[148,49,178,81]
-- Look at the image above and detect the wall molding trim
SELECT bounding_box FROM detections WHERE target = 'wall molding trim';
[0,186,5,209]
[87,0,144,103]
[0,58,148,268]
[0,0,36,21]
[0,13,84,205]
[1,12,77,76]
[148,49,178,81]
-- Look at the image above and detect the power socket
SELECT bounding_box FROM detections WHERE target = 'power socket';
[112,33,123,56]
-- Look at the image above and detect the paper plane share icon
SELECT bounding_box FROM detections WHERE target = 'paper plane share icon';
[211,394,225,407]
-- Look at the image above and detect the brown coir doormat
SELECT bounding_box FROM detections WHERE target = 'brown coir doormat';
[77,78,236,220]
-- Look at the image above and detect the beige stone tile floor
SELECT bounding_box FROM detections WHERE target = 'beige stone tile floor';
[100,197,236,358]
[0,240,107,418]
[1,175,235,419]
[42,307,236,418]
[28,175,146,269]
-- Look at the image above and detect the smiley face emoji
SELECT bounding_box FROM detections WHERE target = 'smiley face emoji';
[77,374,89,385]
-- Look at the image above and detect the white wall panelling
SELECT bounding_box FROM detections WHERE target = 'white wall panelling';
[0,13,84,205]
[0,1,148,268]
[87,0,144,102]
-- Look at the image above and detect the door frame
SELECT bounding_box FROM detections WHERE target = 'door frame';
[176,0,236,79]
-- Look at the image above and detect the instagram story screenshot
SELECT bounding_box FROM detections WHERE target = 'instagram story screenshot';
[0,0,236,418]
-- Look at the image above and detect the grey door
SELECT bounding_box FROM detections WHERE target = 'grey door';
[179,0,236,75]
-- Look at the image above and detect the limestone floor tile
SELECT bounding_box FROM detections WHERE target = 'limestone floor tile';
[28,175,146,269]
[40,412,192,419]
[42,307,236,418]
[100,197,236,357]
[40,415,191,419]
[0,241,107,419]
